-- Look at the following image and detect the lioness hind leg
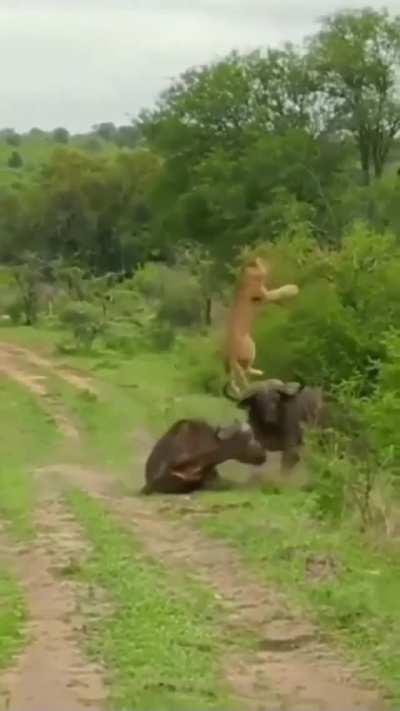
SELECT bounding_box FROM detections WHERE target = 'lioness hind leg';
[230,360,250,389]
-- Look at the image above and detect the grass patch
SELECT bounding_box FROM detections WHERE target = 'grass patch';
[0,325,60,351]
[66,488,237,711]
[195,486,400,704]
[0,569,26,669]
[0,377,60,538]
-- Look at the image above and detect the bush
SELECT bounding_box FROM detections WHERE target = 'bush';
[102,321,141,355]
[255,279,368,386]
[4,296,24,325]
[58,302,104,350]
[146,320,176,351]
[131,263,169,301]
[132,263,204,329]
[356,330,400,468]
[8,151,23,169]
[157,277,203,328]
[175,334,225,395]
[246,223,400,391]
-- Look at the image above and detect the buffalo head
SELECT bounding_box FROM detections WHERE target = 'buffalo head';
[215,421,266,465]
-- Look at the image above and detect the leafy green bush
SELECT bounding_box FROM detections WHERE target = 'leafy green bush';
[131,263,169,301]
[255,280,368,385]
[356,331,400,468]
[157,278,203,328]
[58,301,104,350]
[102,322,139,355]
[175,334,225,395]
[6,296,24,325]
[247,223,400,391]
[146,320,176,351]
[132,262,204,329]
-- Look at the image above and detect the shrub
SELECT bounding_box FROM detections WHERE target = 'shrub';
[7,151,23,169]
[102,321,142,355]
[58,302,104,350]
[131,263,169,301]
[255,279,368,386]
[132,263,204,329]
[4,296,24,325]
[147,320,176,351]
[175,334,225,395]
[157,276,203,328]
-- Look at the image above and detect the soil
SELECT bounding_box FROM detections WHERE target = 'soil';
[0,479,106,711]
[0,342,96,394]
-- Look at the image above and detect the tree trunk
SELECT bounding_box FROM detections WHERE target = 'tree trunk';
[361,155,371,186]
[205,297,212,326]
[372,141,386,179]
[358,131,371,186]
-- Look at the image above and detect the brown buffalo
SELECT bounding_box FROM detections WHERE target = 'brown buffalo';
[141,418,266,495]
[224,379,326,472]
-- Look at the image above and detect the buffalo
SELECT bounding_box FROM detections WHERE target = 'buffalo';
[142,418,266,495]
[224,379,326,472]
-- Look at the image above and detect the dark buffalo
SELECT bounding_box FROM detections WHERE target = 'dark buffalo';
[224,379,326,472]
[142,418,266,495]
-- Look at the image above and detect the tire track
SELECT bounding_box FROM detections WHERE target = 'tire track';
[0,346,79,440]
[0,342,96,395]
[0,483,106,711]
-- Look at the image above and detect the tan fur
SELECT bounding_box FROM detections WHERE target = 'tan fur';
[223,257,298,393]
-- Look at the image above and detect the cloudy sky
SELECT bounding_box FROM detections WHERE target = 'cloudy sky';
[0,0,397,133]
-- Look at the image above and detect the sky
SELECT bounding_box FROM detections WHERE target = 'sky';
[0,0,397,134]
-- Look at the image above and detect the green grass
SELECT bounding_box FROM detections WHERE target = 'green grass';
[66,489,237,711]
[194,486,400,704]
[0,570,26,669]
[0,377,61,538]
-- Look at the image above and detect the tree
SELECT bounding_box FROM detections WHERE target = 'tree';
[13,146,161,273]
[12,253,44,325]
[115,124,141,148]
[29,127,46,138]
[141,48,317,163]
[8,151,23,169]
[84,137,102,153]
[309,8,400,183]
[93,122,117,142]
[5,130,21,147]
[53,127,70,144]
[176,243,220,325]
